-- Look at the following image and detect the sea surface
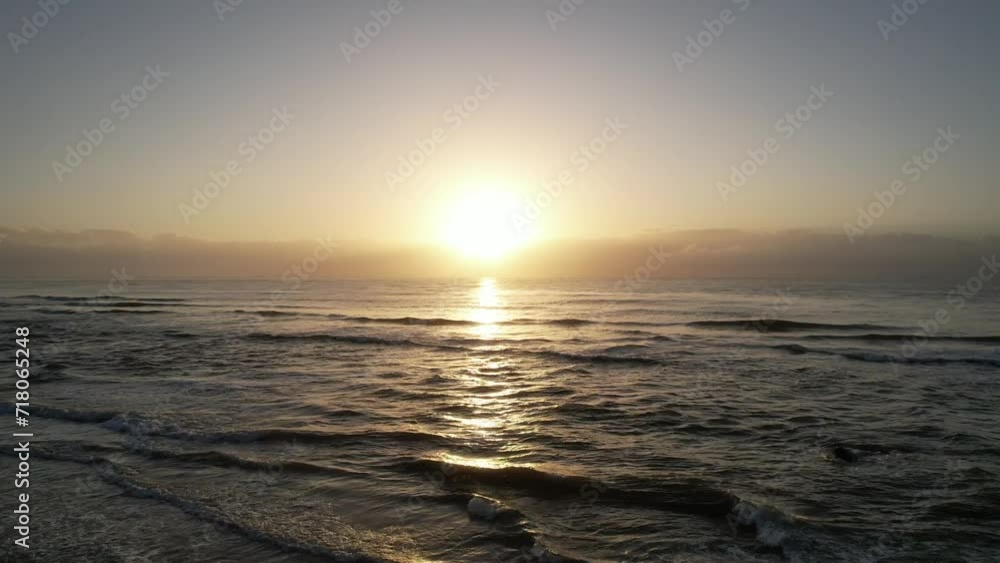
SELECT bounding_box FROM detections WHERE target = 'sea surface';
[1,279,998,562]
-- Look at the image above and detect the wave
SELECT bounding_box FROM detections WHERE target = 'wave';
[163,329,198,339]
[6,404,451,449]
[13,447,393,562]
[19,363,76,382]
[328,313,478,326]
[463,497,587,562]
[509,385,576,399]
[326,312,665,328]
[546,366,594,376]
[600,344,651,354]
[249,309,297,317]
[514,317,677,328]
[520,317,596,327]
[728,499,799,556]
[617,330,678,342]
[322,311,907,334]
[87,301,169,308]
[32,307,169,315]
[234,309,325,318]
[251,331,558,349]
[647,334,679,342]
[385,456,878,559]
[29,307,79,315]
[557,297,654,305]
[95,308,168,315]
[9,438,361,478]
[0,402,117,423]
[767,344,1000,367]
[687,319,898,332]
[443,336,559,346]
[770,343,815,355]
[248,332,440,349]
[803,333,1000,344]
[466,494,524,523]
[15,294,187,303]
[535,349,666,366]
[387,458,738,518]
[123,443,365,478]
[248,332,669,366]
[398,490,583,561]
[553,401,623,419]
[101,412,455,446]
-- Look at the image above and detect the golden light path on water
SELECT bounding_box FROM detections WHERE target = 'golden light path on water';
[469,277,502,339]
[436,278,536,469]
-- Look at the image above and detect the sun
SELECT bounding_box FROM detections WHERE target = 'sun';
[440,189,525,260]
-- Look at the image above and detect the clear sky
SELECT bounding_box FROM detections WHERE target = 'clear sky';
[1,0,998,272]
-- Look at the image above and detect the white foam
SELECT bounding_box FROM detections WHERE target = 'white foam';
[731,499,791,547]
[467,495,502,521]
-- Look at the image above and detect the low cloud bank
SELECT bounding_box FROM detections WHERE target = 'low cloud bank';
[0,228,996,281]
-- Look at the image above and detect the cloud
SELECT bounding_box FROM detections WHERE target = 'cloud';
[0,227,995,281]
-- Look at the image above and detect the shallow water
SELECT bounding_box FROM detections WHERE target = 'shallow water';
[1,278,998,562]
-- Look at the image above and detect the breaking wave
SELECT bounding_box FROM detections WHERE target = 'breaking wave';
[386,458,738,518]
[14,446,393,562]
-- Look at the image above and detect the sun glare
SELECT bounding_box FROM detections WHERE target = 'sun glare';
[441,189,525,260]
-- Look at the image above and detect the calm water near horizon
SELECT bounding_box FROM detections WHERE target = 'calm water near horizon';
[1,279,998,562]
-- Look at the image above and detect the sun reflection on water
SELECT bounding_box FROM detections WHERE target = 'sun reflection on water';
[437,278,539,463]
[439,452,511,470]
[468,277,505,340]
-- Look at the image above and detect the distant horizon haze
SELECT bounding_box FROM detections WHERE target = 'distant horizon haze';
[0,227,996,281]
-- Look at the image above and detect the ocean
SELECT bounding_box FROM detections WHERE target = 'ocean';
[1,278,998,562]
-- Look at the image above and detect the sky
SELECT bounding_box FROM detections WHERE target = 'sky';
[1,0,998,278]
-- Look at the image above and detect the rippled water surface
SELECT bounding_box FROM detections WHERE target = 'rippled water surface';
[1,279,998,562]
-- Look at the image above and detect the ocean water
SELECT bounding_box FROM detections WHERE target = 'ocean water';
[1,278,998,563]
